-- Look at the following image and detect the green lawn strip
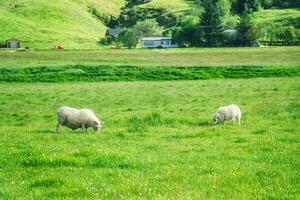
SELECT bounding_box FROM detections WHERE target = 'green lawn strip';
[0,65,299,82]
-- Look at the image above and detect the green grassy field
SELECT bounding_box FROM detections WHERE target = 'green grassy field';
[0,46,299,199]
[0,77,299,199]
[1,47,300,68]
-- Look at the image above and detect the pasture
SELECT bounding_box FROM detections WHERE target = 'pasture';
[0,77,299,199]
[0,47,299,199]
[0,47,300,68]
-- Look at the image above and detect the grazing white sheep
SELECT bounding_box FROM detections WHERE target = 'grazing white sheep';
[213,104,242,125]
[56,106,103,133]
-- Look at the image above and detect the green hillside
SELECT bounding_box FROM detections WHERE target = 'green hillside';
[0,0,194,49]
[252,8,300,27]
[0,0,299,49]
[0,0,125,48]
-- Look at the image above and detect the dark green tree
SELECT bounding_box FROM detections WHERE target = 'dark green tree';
[283,26,298,46]
[172,16,203,47]
[237,13,261,46]
[236,13,251,45]
[200,0,224,47]
[173,27,203,47]
[119,29,140,48]
[233,0,260,14]
[133,19,163,37]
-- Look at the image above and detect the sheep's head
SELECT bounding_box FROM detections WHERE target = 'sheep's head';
[213,113,221,124]
[92,121,104,132]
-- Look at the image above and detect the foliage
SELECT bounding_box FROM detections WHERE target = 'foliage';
[172,16,202,47]
[172,27,203,47]
[99,36,115,45]
[219,0,232,17]
[232,0,261,14]
[283,26,298,45]
[200,0,225,47]
[246,22,260,43]
[119,29,140,48]
[237,13,261,45]
[126,0,152,8]
[114,7,178,28]
[133,19,163,37]
[250,9,300,45]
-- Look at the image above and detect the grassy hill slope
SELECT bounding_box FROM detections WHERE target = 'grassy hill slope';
[0,0,299,49]
[139,0,194,12]
[252,9,300,30]
[0,0,125,49]
[0,0,194,49]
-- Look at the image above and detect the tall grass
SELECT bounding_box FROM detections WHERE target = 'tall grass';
[0,65,299,82]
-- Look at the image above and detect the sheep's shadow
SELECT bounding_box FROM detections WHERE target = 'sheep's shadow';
[196,120,212,127]
[184,119,212,127]
[33,129,55,134]
[33,129,93,134]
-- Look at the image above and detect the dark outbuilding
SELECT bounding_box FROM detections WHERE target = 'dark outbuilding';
[6,39,21,48]
[105,28,124,37]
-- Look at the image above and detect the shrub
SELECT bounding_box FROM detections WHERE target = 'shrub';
[133,19,163,37]
[99,36,115,45]
[283,26,298,45]
[119,29,140,48]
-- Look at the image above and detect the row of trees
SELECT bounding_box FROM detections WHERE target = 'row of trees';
[172,0,299,47]
[100,19,163,48]
[101,0,299,48]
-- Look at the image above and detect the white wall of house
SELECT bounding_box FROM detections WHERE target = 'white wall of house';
[141,37,178,48]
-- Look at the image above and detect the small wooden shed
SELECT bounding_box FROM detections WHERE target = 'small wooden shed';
[105,28,124,37]
[6,39,21,48]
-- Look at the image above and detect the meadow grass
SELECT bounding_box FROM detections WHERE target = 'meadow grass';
[0,77,299,199]
[0,65,299,82]
[0,47,299,68]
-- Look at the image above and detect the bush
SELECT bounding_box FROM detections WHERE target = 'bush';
[133,19,163,37]
[119,29,140,48]
[99,36,115,45]
[283,26,298,45]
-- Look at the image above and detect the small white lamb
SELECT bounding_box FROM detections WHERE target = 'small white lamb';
[56,106,103,133]
[213,104,242,125]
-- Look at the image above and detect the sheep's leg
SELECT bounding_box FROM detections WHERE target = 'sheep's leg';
[238,117,241,125]
[56,122,61,133]
[82,124,86,133]
[232,118,236,125]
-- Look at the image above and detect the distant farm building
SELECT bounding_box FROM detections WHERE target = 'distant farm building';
[105,28,124,37]
[6,39,21,48]
[141,37,178,48]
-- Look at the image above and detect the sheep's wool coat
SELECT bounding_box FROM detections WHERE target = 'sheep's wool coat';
[214,104,241,123]
[57,106,100,130]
